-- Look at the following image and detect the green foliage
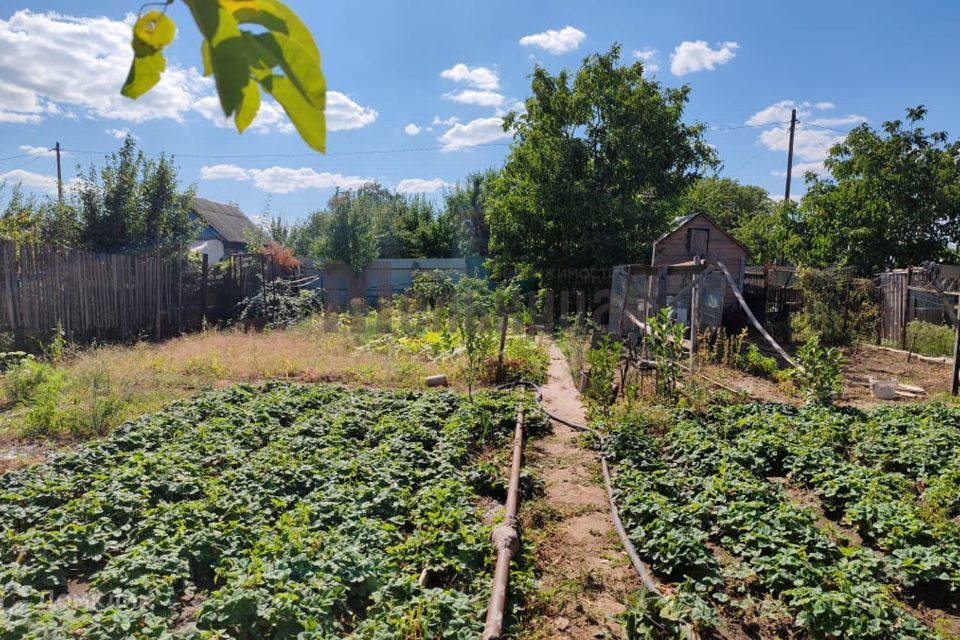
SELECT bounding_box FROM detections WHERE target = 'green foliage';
[0,383,546,636]
[125,0,328,152]
[315,187,379,272]
[892,320,955,358]
[480,335,549,385]
[676,176,772,232]
[0,183,78,246]
[795,106,960,274]
[236,279,323,328]
[647,308,686,398]
[75,137,197,252]
[606,402,960,638]
[444,169,496,256]
[585,333,621,405]
[454,278,496,398]
[410,270,457,309]
[791,266,877,346]
[487,45,716,289]
[1,357,63,407]
[739,344,777,378]
[790,337,845,405]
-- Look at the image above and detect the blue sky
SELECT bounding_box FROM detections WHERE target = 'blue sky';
[1,1,958,225]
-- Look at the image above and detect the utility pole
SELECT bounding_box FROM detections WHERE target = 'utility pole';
[54,141,63,204]
[783,109,797,202]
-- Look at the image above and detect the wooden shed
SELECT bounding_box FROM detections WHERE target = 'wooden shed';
[652,212,748,309]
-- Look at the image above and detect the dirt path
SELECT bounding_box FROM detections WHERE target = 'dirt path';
[521,342,640,639]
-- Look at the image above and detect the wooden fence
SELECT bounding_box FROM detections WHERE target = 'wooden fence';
[879,266,958,346]
[0,240,275,344]
[742,266,802,321]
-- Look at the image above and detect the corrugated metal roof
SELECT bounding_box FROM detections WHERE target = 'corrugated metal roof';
[192,197,259,244]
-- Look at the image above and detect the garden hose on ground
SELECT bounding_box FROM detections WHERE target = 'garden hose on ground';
[496,381,698,637]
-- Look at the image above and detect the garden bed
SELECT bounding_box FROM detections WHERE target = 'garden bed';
[604,401,960,638]
[0,382,546,638]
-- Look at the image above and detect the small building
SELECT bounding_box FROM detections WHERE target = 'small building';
[189,197,260,262]
[652,212,748,309]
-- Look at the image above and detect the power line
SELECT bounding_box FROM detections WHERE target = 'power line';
[797,120,859,134]
[706,120,792,132]
[61,141,515,159]
[0,153,33,164]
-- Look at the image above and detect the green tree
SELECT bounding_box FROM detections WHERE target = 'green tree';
[487,45,716,290]
[315,189,379,273]
[444,169,496,256]
[734,200,802,265]
[75,137,196,252]
[0,183,45,244]
[676,177,772,232]
[796,106,960,274]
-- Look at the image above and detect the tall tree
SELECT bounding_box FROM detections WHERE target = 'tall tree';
[796,106,960,274]
[676,177,773,232]
[315,189,379,273]
[445,169,496,256]
[487,45,716,290]
[75,137,195,252]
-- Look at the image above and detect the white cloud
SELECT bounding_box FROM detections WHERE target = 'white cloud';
[0,10,206,124]
[19,145,57,158]
[105,127,138,140]
[444,90,505,108]
[0,169,57,192]
[438,117,510,150]
[200,164,253,181]
[439,63,500,90]
[199,164,373,194]
[432,115,459,126]
[404,123,422,136]
[519,26,586,55]
[326,91,378,131]
[746,99,800,126]
[632,48,660,73]
[396,178,451,194]
[747,100,868,175]
[771,161,828,178]
[670,40,739,76]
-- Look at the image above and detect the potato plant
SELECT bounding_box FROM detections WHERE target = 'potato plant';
[606,402,960,638]
[0,383,545,638]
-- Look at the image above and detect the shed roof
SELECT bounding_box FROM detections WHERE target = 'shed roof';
[192,197,259,244]
[653,211,750,256]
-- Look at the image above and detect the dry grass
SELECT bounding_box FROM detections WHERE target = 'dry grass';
[0,319,465,457]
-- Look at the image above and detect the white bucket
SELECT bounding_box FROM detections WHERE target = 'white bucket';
[870,378,898,400]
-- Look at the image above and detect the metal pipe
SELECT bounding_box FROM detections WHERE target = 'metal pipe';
[482,409,524,640]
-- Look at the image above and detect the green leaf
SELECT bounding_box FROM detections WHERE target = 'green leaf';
[260,74,326,153]
[223,0,320,63]
[134,11,176,50]
[121,50,167,99]
[235,79,262,133]
[183,0,251,118]
[247,31,326,107]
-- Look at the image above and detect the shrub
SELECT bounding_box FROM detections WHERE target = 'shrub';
[789,337,845,404]
[410,270,457,309]
[898,320,954,357]
[480,336,549,385]
[237,279,323,328]
[647,309,687,399]
[740,344,778,378]
[2,357,64,406]
[792,267,876,346]
[585,333,621,405]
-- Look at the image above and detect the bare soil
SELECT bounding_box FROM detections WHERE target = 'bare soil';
[519,342,640,639]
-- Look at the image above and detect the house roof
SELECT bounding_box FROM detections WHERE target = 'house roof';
[191,197,259,245]
[653,211,750,256]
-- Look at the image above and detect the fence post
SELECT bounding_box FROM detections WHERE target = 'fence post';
[201,253,209,323]
[655,266,668,310]
[900,267,912,349]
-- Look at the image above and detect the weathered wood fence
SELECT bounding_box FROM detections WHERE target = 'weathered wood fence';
[879,265,959,346]
[0,240,275,343]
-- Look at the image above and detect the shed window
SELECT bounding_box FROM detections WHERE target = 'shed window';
[687,228,710,257]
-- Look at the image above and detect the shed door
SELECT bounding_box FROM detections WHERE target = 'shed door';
[688,228,710,257]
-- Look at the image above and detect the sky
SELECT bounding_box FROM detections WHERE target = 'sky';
[0,0,958,225]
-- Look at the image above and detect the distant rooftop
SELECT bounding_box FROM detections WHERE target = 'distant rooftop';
[192,197,259,245]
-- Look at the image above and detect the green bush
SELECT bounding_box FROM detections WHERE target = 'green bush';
[900,320,954,357]
[237,279,323,328]
[740,344,778,378]
[2,357,64,406]
[480,336,549,385]
[792,267,876,346]
[789,337,845,405]
[585,333,621,405]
